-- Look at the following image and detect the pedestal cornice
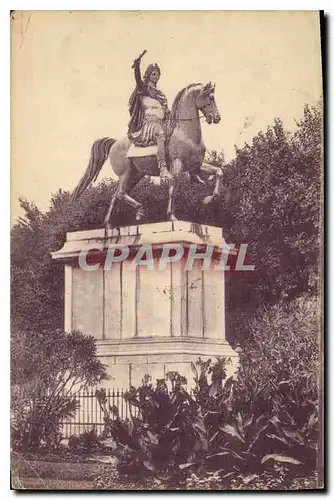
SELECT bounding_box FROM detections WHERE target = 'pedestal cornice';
[51,221,228,262]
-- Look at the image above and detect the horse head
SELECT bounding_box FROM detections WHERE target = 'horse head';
[196,82,221,124]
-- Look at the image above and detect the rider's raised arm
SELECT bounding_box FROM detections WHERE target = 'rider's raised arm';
[133,59,144,90]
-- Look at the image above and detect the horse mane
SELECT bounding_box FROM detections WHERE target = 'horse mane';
[170,83,201,121]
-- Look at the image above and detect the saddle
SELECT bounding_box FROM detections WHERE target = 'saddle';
[126,143,158,159]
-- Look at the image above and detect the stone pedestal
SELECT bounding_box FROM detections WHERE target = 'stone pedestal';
[52,221,238,388]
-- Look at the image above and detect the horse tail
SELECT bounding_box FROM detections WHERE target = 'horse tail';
[71,137,116,202]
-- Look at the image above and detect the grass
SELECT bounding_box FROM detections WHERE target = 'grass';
[11,451,321,491]
[11,452,184,491]
[11,451,172,491]
[12,477,95,490]
[11,452,116,491]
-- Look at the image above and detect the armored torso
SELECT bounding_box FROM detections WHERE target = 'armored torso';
[140,96,165,121]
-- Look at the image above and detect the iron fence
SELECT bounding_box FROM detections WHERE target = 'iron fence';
[61,388,130,438]
[61,386,193,438]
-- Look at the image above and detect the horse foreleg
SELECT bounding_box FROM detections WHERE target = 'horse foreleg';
[104,188,119,228]
[167,176,178,221]
[167,159,183,221]
[121,193,144,221]
[200,163,224,205]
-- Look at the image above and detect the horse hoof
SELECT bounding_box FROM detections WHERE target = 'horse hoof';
[136,210,145,222]
[168,214,178,222]
[203,195,214,205]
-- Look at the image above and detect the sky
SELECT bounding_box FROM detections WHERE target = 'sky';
[11,10,322,222]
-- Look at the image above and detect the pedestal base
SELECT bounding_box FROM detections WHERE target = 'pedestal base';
[97,337,239,389]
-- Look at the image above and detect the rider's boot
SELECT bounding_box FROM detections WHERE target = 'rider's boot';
[159,160,173,181]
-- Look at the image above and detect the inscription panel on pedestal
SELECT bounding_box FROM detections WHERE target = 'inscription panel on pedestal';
[72,267,103,339]
[137,260,171,337]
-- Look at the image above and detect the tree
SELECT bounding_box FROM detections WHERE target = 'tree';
[223,103,322,336]
[11,329,108,450]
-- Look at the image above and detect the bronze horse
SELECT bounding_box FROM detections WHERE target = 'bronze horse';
[71,82,223,226]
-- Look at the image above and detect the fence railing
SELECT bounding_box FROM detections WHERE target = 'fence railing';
[61,386,193,438]
[61,389,130,438]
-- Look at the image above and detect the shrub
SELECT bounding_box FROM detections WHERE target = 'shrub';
[233,296,320,472]
[11,329,108,451]
[238,296,320,397]
[68,428,102,455]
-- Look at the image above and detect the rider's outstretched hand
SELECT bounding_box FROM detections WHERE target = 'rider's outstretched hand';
[132,50,147,69]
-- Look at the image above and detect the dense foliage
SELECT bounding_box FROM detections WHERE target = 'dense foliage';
[239,296,320,399]
[68,429,103,456]
[11,330,108,450]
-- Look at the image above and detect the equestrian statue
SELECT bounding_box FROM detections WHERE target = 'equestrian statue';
[71,50,224,226]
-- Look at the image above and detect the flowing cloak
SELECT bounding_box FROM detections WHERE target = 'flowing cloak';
[128,63,169,136]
